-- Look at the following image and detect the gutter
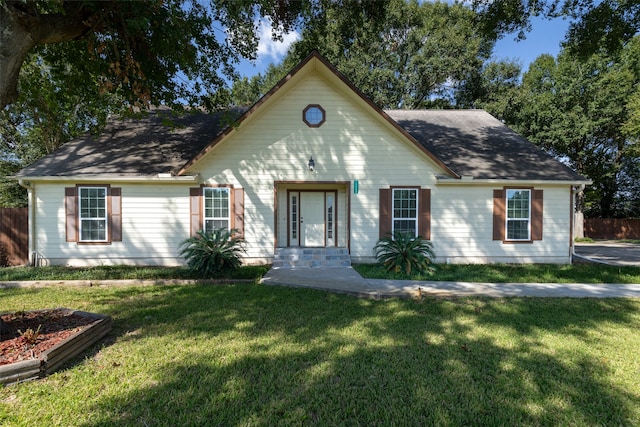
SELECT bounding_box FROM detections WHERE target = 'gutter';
[571,184,587,261]
[8,174,200,183]
[17,179,35,266]
[436,176,593,186]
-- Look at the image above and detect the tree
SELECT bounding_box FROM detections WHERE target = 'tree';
[456,58,522,116]
[509,40,640,217]
[0,47,124,207]
[272,0,493,109]
[226,62,290,107]
[0,0,308,109]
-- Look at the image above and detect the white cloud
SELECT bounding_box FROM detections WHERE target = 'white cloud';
[256,19,300,63]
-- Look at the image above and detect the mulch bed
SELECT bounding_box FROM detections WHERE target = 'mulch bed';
[0,309,96,366]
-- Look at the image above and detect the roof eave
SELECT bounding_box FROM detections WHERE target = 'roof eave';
[9,174,200,183]
[436,176,593,186]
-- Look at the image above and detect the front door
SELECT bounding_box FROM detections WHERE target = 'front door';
[301,192,325,246]
[288,191,336,247]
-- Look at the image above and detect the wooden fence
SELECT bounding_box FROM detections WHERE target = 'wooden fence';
[0,208,28,266]
[584,218,640,240]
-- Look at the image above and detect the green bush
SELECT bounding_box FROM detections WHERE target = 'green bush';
[179,229,246,277]
[374,232,436,275]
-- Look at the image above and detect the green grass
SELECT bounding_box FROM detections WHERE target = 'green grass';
[3,262,640,285]
[1,284,639,426]
[0,265,269,282]
[354,263,640,284]
[576,238,640,244]
[574,237,595,243]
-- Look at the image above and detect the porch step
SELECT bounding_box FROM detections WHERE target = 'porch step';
[272,247,351,268]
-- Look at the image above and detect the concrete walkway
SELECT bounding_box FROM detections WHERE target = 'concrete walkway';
[260,266,640,298]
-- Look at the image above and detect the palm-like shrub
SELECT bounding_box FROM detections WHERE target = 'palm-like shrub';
[374,232,436,275]
[179,229,246,277]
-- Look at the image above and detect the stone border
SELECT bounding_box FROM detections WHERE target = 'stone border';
[0,309,112,385]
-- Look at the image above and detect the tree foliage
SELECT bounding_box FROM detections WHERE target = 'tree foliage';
[0,47,124,207]
[456,58,523,114]
[470,0,640,58]
[229,0,494,109]
[504,39,640,217]
[224,63,289,107]
[0,0,309,109]
[282,0,492,109]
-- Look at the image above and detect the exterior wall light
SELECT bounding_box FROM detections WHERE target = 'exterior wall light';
[308,156,315,172]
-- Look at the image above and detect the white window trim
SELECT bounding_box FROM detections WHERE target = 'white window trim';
[203,187,231,232]
[505,189,531,241]
[78,186,108,242]
[391,188,419,237]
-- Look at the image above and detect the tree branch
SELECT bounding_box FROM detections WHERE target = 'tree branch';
[0,1,94,108]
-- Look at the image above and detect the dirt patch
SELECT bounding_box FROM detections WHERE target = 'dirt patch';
[1,309,96,366]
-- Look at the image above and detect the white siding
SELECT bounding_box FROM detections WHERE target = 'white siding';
[432,185,572,264]
[33,183,191,266]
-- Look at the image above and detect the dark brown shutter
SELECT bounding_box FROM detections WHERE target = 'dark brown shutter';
[419,188,431,240]
[110,187,122,242]
[379,188,392,238]
[493,189,505,241]
[233,188,244,237]
[65,187,78,242]
[531,189,543,241]
[189,187,201,236]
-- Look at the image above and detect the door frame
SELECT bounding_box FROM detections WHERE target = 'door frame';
[287,190,338,247]
[273,181,351,251]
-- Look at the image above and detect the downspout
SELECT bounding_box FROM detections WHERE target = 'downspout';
[571,184,586,262]
[18,179,35,266]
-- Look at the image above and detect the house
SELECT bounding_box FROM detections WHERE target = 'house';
[14,52,590,267]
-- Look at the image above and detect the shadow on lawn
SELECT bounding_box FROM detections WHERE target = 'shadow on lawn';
[74,284,639,426]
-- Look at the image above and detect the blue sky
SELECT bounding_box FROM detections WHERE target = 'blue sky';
[493,16,571,71]
[236,15,571,79]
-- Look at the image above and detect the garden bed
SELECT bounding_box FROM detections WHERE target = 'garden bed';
[0,308,111,385]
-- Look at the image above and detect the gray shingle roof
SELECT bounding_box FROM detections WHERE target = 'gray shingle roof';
[16,107,587,182]
[386,109,586,181]
[15,107,243,177]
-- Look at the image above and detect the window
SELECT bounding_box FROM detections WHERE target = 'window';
[493,188,543,242]
[379,188,430,240]
[326,194,334,240]
[189,187,244,237]
[203,187,230,232]
[303,104,326,127]
[506,189,530,240]
[392,188,418,237]
[291,193,298,240]
[65,186,121,243]
[79,187,108,241]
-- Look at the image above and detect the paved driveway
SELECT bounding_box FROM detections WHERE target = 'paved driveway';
[574,242,640,266]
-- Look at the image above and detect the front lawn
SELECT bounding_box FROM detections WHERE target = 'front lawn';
[1,283,639,426]
[2,263,640,284]
[354,263,640,284]
[0,265,269,282]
